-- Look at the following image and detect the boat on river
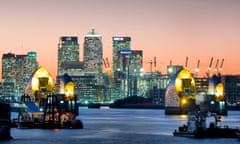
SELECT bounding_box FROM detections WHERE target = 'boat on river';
[173,111,239,138]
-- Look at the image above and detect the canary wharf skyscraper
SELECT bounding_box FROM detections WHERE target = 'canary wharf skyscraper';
[57,36,79,76]
[112,37,131,79]
[83,28,103,73]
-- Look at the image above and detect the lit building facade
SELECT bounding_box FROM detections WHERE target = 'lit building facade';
[83,28,103,74]
[57,36,79,76]
[111,37,131,101]
[57,75,99,104]
[1,52,38,97]
[2,53,16,83]
[117,50,143,97]
[202,74,227,115]
[112,37,131,79]
[167,65,183,78]
[222,75,240,106]
[55,62,99,104]
[194,77,209,105]
[145,72,168,105]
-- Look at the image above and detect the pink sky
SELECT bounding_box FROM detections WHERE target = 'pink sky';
[1,0,240,81]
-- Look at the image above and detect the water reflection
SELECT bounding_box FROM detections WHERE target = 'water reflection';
[5,108,240,144]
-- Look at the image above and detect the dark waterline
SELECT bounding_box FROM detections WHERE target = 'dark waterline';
[2,108,240,144]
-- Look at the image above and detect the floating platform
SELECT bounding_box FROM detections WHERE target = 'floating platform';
[14,113,84,129]
[174,126,239,138]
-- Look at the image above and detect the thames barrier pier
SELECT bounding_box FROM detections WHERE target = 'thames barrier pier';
[165,63,227,115]
[15,66,83,129]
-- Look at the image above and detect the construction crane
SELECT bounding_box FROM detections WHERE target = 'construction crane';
[218,58,224,76]
[103,57,113,85]
[100,58,114,102]
[106,57,111,69]
[103,58,111,74]
[102,58,107,72]
[148,60,153,73]
[206,57,213,78]
[214,59,219,73]
[185,56,188,68]
[153,56,157,72]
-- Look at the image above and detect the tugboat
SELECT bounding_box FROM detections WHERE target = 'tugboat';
[173,111,239,138]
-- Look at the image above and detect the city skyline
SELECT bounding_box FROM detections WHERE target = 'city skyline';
[1,0,240,81]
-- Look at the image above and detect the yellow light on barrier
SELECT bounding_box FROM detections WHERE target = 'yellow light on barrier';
[182,99,187,105]
[215,83,224,101]
[31,66,54,93]
[64,82,74,100]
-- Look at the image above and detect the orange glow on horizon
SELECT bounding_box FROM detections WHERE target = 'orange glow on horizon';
[1,0,240,82]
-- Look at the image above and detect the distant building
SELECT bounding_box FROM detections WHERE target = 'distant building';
[56,31,104,103]
[112,37,131,79]
[150,73,168,105]
[194,77,209,105]
[59,61,85,76]
[55,61,85,94]
[111,37,131,100]
[222,75,240,106]
[167,65,183,78]
[118,50,143,97]
[1,52,38,96]
[83,28,103,74]
[57,36,79,76]
[2,53,16,83]
[71,75,99,104]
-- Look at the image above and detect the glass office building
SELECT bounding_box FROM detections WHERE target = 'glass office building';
[58,36,79,76]
[112,37,131,79]
[1,52,38,96]
[83,28,103,74]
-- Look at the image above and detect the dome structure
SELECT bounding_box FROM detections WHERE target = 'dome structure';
[165,68,196,107]
[59,73,75,100]
[24,66,54,96]
[208,74,224,101]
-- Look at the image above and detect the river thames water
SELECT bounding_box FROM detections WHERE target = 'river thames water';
[1,107,240,144]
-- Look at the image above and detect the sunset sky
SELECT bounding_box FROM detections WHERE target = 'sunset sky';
[1,0,240,81]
